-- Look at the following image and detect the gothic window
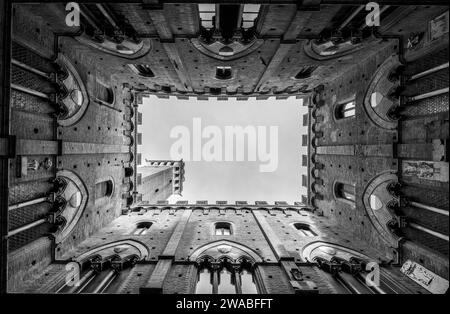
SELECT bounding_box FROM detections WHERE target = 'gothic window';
[334,182,356,203]
[129,64,155,78]
[216,66,232,80]
[294,223,317,236]
[56,55,89,126]
[76,32,149,59]
[95,179,114,200]
[132,222,152,235]
[56,241,145,293]
[303,242,385,294]
[195,268,213,294]
[195,260,258,294]
[215,222,232,235]
[335,100,356,119]
[240,268,258,293]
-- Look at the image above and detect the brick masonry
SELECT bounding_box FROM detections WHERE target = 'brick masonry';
[2,2,448,294]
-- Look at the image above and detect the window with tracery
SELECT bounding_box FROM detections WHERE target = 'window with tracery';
[56,242,146,294]
[195,258,258,294]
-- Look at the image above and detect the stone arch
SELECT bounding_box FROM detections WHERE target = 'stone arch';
[363,54,401,130]
[76,36,151,59]
[190,38,264,61]
[362,171,402,248]
[56,54,89,126]
[304,39,363,61]
[302,241,377,263]
[74,239,149,263]
[189,240,263,263]
[53,170,88,243]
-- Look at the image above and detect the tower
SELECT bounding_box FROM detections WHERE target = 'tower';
[135,159,185,204]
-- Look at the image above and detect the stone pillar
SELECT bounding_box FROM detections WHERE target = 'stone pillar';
[140,209,192,294]
[252,210,318,294]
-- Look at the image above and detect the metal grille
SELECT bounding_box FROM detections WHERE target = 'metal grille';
[401,184,449,210]
[403,70,449,97]
[402,94,449,118]
[8,223,52,253]
[12,65,56,94]
[12,41,55,74]
[10,89,54,114]
[403,228,449,257]
[404,47,449,76]
[9,180,52,206]
[401,206,448,236]
[9,202,51,231]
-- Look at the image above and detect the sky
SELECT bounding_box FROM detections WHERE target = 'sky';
[139,95,308,204]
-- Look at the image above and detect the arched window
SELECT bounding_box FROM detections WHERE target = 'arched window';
[215,222,232,235]
[309,39,360,58]
[335,100,356,119]
[56,55,89,127]
[295,65,317,79]
[94,81,114,104]
[195,259,258,294]
[129,64,155,78]
[95,180,113,199]
[132,222,152,235]
[302,242,385,294]
[335,182,356,203]
[195,267,213,294]
[294,223,317,236]
[56,240,146,293]
[216,66,232,80]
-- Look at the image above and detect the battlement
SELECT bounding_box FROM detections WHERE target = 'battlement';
[128,200,313,212]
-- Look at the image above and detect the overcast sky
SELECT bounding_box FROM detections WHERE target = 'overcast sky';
[139,96,308,204]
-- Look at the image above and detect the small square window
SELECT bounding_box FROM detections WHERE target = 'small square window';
[215,222,232,235]
[216,66,232,80]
